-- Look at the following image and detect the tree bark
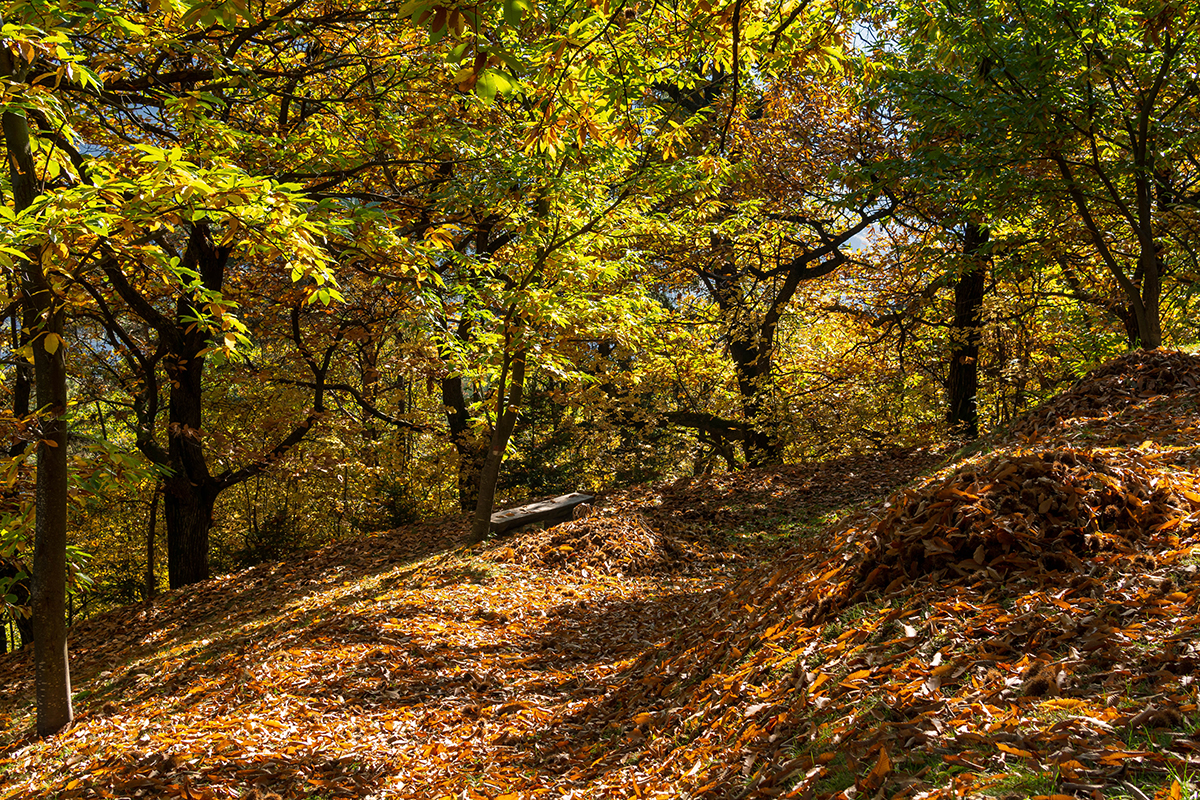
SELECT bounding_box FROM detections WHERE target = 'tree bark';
[442,375,486,512]
[160,226,223,589]
[165,477,217,588]
[145,484,159,600]
[468,350,526,544]
[28,284,71,735]
[3,28,73,736]
[728,335,781,466]
[946,223,989,439]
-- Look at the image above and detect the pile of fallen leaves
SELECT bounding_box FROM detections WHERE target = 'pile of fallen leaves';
[486,511,695,575]
[847,447,1192,599]
[1014,348,1200,444]
[2,350,1200,800]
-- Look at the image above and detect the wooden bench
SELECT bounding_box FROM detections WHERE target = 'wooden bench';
[490,492,594,535]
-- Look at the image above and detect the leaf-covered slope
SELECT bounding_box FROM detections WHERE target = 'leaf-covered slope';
[2,350,1199,800]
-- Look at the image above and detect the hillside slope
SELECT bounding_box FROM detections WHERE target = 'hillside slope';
[2,350,1199,800]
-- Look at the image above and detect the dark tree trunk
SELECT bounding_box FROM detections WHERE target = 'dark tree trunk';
[109,221,324,589]
[3,29,73,736]
[163,336,214,589]
[729,335,781,466]
[159,223,225,590]
[442,375,486,512]
[468,351,526,544]
[28,271,72,736]
[946,223,989,439]
[165,477,217,588]
[145,484,159,600]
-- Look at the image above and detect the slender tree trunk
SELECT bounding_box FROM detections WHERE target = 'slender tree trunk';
[27,266,72,736]
[7,302,33,457]
[3,29,73,736]
[468,351,526,544]
[145,484,159,600]
[947,223,989,439]
[442,375,486,512]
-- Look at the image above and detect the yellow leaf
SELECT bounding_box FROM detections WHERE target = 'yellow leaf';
[1041,698,1086,709]
[42,333,62,354]
[633,712,653,725]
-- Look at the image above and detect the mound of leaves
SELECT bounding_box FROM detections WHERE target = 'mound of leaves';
[844,448,1192,603]
[485,511,696,575]
[1014,348,1200,439]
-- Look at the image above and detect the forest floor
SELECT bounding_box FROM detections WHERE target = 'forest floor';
[3,350,1200,800]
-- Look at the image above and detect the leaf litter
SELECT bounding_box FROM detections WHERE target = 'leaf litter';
[1,349,1199,799]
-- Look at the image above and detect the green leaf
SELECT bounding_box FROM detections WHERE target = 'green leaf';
[446,41,470,64]
[503,0,533,28]
[476,68,517,103]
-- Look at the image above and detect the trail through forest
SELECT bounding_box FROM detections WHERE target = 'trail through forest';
[2,351,1200,799]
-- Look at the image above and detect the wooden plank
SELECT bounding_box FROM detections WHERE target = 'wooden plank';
[489,492,594,535]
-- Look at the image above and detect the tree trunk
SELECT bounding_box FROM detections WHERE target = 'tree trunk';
[145,484,159,600]
[3,29,73,736]
[161,224,224,589]
[1135,246,1163,349]
[946,223,989,439]
[27,269,72,737]
[729,336,781,466]
[164,477,216,588]
[468,351,526,544]
[442,375,486,512]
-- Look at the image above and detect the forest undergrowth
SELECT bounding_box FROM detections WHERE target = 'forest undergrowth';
[2,351,1200,799]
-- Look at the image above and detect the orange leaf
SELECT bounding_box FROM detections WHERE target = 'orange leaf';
[1098,750,1142,765]
[996,742,1035,759]
[860,747,891,790]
